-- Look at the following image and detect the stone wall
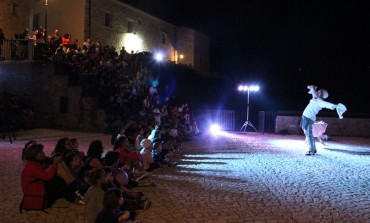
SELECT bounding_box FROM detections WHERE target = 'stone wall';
[275,115,370,137]
[2,0,210,75]
[89,0,176,60]
[0,0,30,39]
[176,26,210,75]
[0,61,106,132]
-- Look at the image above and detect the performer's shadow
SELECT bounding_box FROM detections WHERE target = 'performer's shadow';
[323,147,370,155]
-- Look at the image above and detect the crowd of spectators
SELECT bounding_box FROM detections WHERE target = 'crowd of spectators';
[18,28,201,222]
[1,27,201,139]
[20,121,195,222]
[42,29,201,140]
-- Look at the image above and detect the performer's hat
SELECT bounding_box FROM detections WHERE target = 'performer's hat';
[318,89,329,99]
[321,89,329,99]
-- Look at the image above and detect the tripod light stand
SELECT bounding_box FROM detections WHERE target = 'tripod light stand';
[238,85,259,132]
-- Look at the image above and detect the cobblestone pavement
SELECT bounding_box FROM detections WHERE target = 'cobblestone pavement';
[0,129,369,223]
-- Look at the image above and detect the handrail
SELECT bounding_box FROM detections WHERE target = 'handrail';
[0,39,34,61]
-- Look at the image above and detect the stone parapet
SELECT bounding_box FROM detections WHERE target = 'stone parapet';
[275,115,370,137]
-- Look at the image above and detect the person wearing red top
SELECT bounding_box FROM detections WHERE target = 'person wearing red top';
[20,144,61,211]
[113,135,141,164]
[62,33,71,48]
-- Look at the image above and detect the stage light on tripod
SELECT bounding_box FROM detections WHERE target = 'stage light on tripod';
[238,84,260,132]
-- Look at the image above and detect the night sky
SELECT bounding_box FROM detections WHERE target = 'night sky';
[123,0,370,113]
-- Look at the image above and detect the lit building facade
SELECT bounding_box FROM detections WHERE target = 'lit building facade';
[0,0,209,74]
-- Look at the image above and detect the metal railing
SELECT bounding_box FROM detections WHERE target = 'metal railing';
[193,109,236,131]
[0,39,34,61]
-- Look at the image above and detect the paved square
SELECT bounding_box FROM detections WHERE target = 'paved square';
[1,129,369,223]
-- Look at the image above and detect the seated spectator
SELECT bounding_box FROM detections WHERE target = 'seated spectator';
[86,140,105,169]
[51,137,74,159]
[152,106,162,125]
[76,140,105,195]
[161,126,182,152]
[101,166,151,215]
[70,138,86,161]
[84,168,106,223]
[148,125,162,142]
[20,144,61,212]
[94,188,130,223]
[114,135,142,164]
[104,152,153,198]
[152,139,177,167]
[48,151,82,204]
[134,126,149,151]
[114,135,145,184]
[139,139,160,172]
[21,140,37,161]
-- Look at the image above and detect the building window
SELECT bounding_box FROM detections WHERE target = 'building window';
[127,21,134,33]
[161,32,167,44]
[105,13,112,27]
[12,3,19,16]
[33,13,40,29]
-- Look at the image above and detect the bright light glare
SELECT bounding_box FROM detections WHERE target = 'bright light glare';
[210,124,221,135]
[155,53,164,62]
[238,85,259,92]
[120,33,144,53]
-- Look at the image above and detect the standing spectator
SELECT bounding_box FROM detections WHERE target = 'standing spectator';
[34,26,45,60]
[62,33,71,48]
[20,28,30,60]
[83,38,91,49]
[50,29,61,53]
[10,34,19,60]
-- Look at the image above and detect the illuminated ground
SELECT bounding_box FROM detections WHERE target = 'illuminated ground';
[0,129,369,223]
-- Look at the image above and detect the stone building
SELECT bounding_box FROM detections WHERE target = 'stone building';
[0,0,30,38]
[0,0,209,74]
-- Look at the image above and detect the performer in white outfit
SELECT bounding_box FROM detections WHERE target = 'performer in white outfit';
[301,85,346,155]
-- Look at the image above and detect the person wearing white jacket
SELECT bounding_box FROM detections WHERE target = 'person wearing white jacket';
[301,85,346,156]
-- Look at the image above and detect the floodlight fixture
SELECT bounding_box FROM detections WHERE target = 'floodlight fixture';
[155,52,164,62]
[238,84,259,132]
